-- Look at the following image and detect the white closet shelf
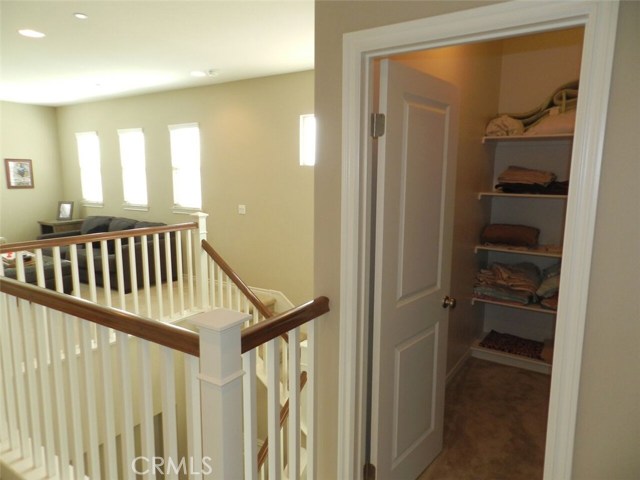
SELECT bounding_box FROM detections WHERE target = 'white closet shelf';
[470,339,552,375]
[474,244,562,258]
[482,133,574,143]
[478,191,568,200]
[471,296,557,315]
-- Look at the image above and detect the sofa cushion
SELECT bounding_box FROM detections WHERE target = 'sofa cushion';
[109,217,137,232]
[134,221,166,229]
[81,216,113,235]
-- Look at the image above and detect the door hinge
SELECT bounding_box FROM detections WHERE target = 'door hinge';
[363,462,376,480]
[370,113,386,138]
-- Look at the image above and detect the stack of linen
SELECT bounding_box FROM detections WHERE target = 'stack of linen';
[495,166,568,195]
[474,262,541,305]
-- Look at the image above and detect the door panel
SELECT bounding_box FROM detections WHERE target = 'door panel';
[370,59,458,479]
[398,97,448,302]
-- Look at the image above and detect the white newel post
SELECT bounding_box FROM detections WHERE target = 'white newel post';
[191,308,248,479]
[192,212,210,310]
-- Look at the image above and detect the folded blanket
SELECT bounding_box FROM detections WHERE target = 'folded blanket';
[475,262,542,305]
[480,224,540,247]
[485,115,525,137]
[497,166,557,186]
[495,180,569,195]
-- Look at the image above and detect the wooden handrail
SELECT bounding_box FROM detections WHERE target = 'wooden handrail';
[201,239,273,319]
[0,276,329,357]
[0,276,200,356]
[0,221,199,253]
[257,371,309,469]
[241,296,329,354]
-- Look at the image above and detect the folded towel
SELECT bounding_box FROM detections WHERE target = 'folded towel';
[480,224,540,247]
[485,115,525,137]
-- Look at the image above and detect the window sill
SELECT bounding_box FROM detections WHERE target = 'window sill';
[123,204,149,212]
[172,206,201,215]
[82,202,104,208]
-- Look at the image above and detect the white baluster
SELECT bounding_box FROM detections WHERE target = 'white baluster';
[64,316,85,478]
[209,259,216,308]
[128,237,140,314]
[0,293,19,451]
[176,231,185,315]
[100,240,112,307]
[306,321,317,480]
[33,304,57,476]
[138,339,156,480]
[20,301,43,467]
[115,238,127,309]
[99,326,117,479]
[165,232,175,318]
[117,331,136,480]
[288,328,301,480]
[160,347,178,480]
[48,310,71,479]
[186,229,195,311]
[81,321,101,479]
[7,297,30,458]
[153,234,164,319]
[267,338,282,480]
[217,267,223,309]
[85,241,98,303]
[184,354,202,480]
[68,244,81,298]
[243,350,258,480]
[141,235,152,317]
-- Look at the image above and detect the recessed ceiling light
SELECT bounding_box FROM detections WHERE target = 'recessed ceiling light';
[191,71,207,78]
[18,29,46,38]
[74,12,89,20]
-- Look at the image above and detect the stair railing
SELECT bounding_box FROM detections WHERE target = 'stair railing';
[0,213,210,324]
[201,239,273,322]
[0,276,329,480]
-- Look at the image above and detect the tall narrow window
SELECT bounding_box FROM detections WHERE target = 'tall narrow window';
[75,131,103,204]
[118,128,148,208]
[299,114,316,166]
[169,123,202,210]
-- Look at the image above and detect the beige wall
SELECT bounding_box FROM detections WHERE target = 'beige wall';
[573,1,640,477]
[55,71,314,304]
[0,101,63,242]
[498,28,584,113]
[315,1,639,478]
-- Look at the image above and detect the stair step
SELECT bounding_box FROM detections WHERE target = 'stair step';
[254,291,277,314]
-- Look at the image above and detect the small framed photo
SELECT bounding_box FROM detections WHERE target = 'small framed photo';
[4,159,34,189]
[57,201,74,220]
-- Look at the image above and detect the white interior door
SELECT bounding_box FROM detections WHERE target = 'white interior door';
[370,59,459,479]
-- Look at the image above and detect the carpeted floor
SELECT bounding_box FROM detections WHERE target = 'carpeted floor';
[418,357,551,480]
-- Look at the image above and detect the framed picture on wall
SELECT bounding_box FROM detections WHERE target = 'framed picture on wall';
[57,201,74,220]
[4,158,34,189]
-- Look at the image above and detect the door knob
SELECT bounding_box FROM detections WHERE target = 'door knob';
[442,296,457,309]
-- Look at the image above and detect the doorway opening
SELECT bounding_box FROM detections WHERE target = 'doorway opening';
[364,27,583,479]
[337,2,619,479]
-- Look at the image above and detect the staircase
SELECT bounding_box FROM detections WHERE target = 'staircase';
[0,214,326,479]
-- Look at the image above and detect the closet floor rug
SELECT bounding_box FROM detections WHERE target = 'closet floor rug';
[418,357,551,480]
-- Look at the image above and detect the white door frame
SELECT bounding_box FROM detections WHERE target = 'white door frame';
[337,2,620,479]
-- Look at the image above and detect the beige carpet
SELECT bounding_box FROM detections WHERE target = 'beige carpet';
[418,357,551,480]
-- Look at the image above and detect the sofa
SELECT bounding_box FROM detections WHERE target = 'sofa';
[39,216,178,293]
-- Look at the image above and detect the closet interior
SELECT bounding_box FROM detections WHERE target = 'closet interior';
[392,26,585,377]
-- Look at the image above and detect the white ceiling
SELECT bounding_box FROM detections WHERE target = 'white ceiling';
[0,1,314,107]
